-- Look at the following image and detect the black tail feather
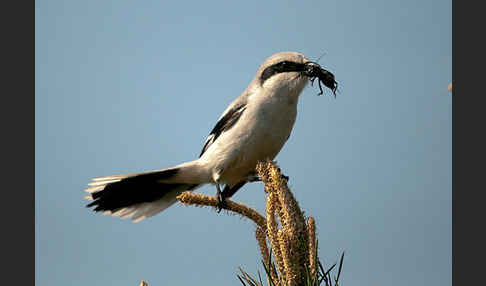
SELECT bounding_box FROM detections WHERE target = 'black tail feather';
[86,168,197,212]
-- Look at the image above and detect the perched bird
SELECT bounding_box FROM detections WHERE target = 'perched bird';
[84,51,337,222]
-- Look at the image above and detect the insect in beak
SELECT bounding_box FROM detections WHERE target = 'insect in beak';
[304,62,338,97]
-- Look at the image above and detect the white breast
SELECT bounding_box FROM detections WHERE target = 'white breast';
[200,91,298,186]
[198,71,309,186]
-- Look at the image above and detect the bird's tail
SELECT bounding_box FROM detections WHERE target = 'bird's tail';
[84,160,208,222]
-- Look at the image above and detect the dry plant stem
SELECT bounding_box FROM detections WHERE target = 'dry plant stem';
[255,227,279,285]
[257,161,306,238]
[256,163,273,191]
[255,227,270,266]
[259,161,308,283]
[276,181,304,280]
[272,167,306,235]
[177,161,322,286]
[307,217,317,280]
[278,230,296,286]
[177,192,266,229]
[266,192,286,283]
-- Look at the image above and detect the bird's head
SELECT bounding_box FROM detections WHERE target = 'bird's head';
[255,51,338,97]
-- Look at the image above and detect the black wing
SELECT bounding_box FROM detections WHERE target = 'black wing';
[199,103,246,157]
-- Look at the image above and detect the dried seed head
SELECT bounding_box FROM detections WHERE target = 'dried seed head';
[255,227,270,267]
[278,230,296,286]
[178,160,320,286]
[266,192,286,282]
[307,216,317,280]
[257,161,310,285]
[255,227,279,285]
[177,192,266,229]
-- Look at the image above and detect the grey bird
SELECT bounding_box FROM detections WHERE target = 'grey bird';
[84,51,337,222]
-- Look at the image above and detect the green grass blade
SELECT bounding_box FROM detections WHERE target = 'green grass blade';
[335,251,345,285]
[257,270,264,286]
[238,275,248,286]
[261,259,276,286]
[325,263,336,277]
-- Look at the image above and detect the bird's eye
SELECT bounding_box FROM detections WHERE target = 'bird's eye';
[277,61,293,70]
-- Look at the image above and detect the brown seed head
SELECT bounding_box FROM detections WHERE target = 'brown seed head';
[177,192,266,229]
[307,216,317,280]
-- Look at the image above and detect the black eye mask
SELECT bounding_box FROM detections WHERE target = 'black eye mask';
[260,61,306,82]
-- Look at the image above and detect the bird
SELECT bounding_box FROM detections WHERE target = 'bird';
[84,51,338,222]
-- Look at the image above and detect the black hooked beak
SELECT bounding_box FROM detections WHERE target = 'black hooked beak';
[303,61,338,97]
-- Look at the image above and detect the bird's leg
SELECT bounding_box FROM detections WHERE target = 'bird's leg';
[216,183,226,213]
[222,182,246,199]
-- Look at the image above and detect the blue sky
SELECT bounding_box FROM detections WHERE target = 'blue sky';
[35,1,451,285]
